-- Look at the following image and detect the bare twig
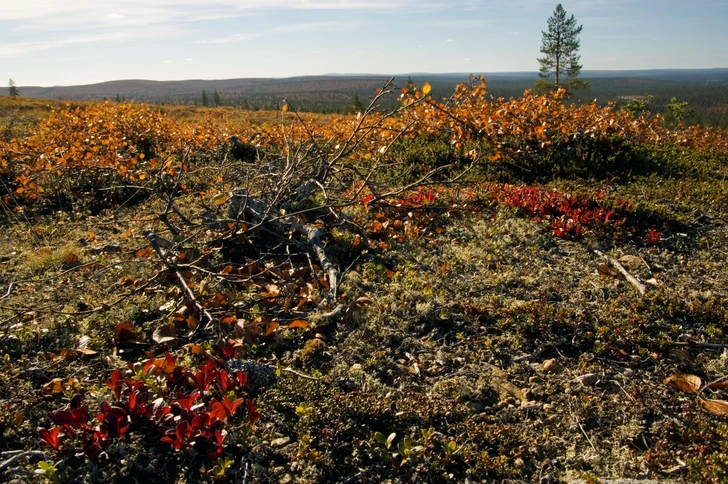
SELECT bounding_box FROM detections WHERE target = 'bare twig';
[142,230,214,333]
[0,450,48,472]
[282,367,322,381]
[672,341,728,351]
[594,249,647,295]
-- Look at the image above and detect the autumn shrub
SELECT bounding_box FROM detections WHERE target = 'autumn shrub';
[39,352,260,466]
[382,135,479,183]
[0,102,237,213]
[394,75,728,184]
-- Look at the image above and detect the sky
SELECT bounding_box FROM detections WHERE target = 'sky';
[2,0,727,87]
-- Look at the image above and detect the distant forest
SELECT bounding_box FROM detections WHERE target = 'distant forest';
[14,70,728,128]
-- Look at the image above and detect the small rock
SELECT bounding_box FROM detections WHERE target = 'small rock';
[467,401,484,414]
[576,373,599,386]
[271,436,291,448]
[335,377,358,392]
[543,403,554,412]
[623,368,635,379]
[529,375,544,384]
[542,358,563,374]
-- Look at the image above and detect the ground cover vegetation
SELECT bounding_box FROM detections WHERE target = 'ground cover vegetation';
[1,76,728,483]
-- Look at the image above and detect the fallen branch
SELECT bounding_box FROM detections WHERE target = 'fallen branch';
[672,341,728,351]
[230,189,341,306]
[594,249,647,295]
[142,230,214,333]
[0,450,48,472]
[282,367,322,381]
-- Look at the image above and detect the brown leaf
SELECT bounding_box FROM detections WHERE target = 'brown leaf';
[59,349,76,360]
[664,373,702,393]
[598,264,621,278]
[706,376,728,390]
[114,320,136,343]
[153,323,180,345]
[190,344,205,354]
[288,319,309,330]
[41,378,66,395]
[700,398,728,417]
[263,321,279,338]
[76,348,98,357]
[221,315,237,325]
[186,314,199,330]
[136,247,154,258]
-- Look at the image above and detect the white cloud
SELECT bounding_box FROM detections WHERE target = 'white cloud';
[0,32,131,57]
[162,60,172,63]
[272,21,355,33]
[106,13,125,20]
[200,33,260,44]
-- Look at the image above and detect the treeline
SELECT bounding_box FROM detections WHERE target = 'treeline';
[100,75,728,127]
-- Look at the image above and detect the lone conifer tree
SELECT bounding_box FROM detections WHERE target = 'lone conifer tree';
[536,4,588,92]
[8,79,20,98]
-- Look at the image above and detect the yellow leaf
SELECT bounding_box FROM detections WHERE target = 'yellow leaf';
[212,192,229,205]
[422,82,432,95]
[281,104,288,112]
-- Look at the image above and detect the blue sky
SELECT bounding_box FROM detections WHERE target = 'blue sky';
[2,0,727,87]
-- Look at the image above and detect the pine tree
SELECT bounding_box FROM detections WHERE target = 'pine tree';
[352,94,363,113]
[8,79,20,99]
[536,4,589,92]
[201,90,210,107]
[213,89,222,107]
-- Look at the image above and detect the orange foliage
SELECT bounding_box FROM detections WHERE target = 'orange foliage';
[2,80,728,206]
[1,102,237,201]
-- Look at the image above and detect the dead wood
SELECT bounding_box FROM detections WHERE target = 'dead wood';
[594,249,647,295]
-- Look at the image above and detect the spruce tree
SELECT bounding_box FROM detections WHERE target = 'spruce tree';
[8,79,20,98]
[536,4,588,92]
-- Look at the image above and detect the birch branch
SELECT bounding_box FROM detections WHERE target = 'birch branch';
[594,249,647,296]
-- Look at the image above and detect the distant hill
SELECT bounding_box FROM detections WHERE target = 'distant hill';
[8,69,728,126]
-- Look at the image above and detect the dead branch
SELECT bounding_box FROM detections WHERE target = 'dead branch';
[282,367,322,381]
[594,249,647,295]
[0,450,48,472]
[672,341,728,351]
[142,229,214,333]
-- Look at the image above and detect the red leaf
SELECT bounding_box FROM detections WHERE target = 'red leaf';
[175,392,199,411]
[39,427,62,449]
[248,399,261,424]
[105,370,124,400]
